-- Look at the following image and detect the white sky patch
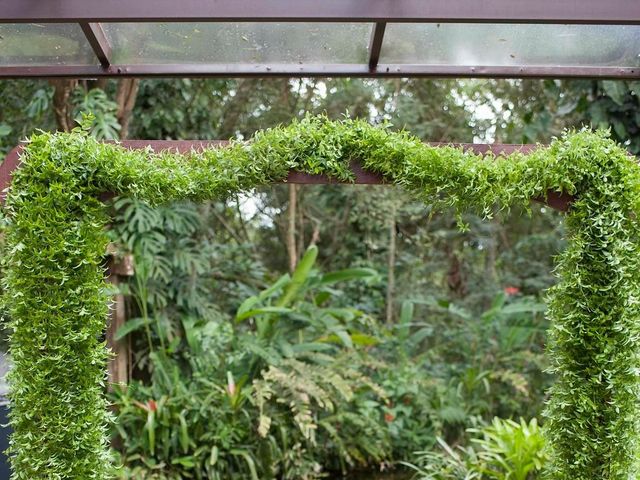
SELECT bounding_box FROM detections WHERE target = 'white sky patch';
[237,192,258,217]
[236,191,277,228]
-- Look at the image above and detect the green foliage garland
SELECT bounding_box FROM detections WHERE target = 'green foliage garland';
[2,116,640,479]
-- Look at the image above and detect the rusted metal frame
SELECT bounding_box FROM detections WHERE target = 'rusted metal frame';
[0,141,572,211]
[368,22,386,70]
[79,22,112,67]
[1,0,640,24]
[1,64,639,79]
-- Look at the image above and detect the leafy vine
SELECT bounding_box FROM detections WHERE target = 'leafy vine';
[2,115,640,479]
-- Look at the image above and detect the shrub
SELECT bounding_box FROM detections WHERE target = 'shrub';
[407,417,547,480]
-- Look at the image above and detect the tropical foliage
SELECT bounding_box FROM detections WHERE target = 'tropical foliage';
[111,225,552,478]
[407,417,547,480]
[115,247,391,479]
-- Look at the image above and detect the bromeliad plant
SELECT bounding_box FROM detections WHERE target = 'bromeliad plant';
[406,417,547,480]
[2,115,640,479]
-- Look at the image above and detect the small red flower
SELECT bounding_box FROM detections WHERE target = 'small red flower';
[504,286,520,296]
[227,372,236,397]
[384,412,395,423]
[133,400,147,411]
[147,399,157,412]
[227,383,236,397]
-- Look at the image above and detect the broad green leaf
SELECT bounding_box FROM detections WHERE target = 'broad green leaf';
[178,411,189,453]
[276,245,318,307]
[236,274,292,317]
[603,80,628,106]
[318,267,378,286]
[501,302,547,315]
[209,446,219,466]
[399,301,414,326]
[316,330,379,348]
[236,295,260,317]
[350,333,380,347]
[115,317,152,341]
[172,456,196,468]
[236,306,293,323]
[258,273,290,301]
[145,410,156,455]
[230,449,259,480]
[334,329,353,348]
[408,327,433,347]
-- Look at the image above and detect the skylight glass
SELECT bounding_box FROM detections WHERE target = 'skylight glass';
[0,23,98,66]
[380,23,640,67]
[103,23,372,64]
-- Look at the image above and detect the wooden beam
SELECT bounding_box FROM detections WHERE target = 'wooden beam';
[0,146,22,204]
[0,140,572,211]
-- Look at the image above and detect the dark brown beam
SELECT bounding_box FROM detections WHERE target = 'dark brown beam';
[0,141,572,211]
[1,0,639,24]
[79,22,112,67]
[368,22,386,70]
[0,146,22,204]
[1,64,639,80]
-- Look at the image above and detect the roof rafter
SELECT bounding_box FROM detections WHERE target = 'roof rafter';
[368,22,386,70]
[79,22,112,67]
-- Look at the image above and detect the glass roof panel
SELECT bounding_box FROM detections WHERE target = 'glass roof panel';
[380,23,640,67]
[103,23,372,64]
[0,23,97,66]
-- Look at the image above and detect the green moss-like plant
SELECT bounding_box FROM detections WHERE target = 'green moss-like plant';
[2,116,640,479]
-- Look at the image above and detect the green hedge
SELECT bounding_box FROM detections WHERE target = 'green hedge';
[2,116,640,479]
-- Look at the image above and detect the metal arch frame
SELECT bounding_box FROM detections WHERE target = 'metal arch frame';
[1,0,640,79]
[0,141,573,211]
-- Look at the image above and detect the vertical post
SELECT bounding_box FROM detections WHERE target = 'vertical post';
[106,247,134,387]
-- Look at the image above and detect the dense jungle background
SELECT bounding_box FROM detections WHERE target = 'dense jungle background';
[1,77,639,479]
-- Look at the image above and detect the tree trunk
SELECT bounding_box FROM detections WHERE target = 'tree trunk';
[297,190,305,259]
[446,244,467,298]
[115,79,140,140]
[386,204,397,324]
[485,216,499,284]
[50,79,78,132]
[288,184,298,272]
